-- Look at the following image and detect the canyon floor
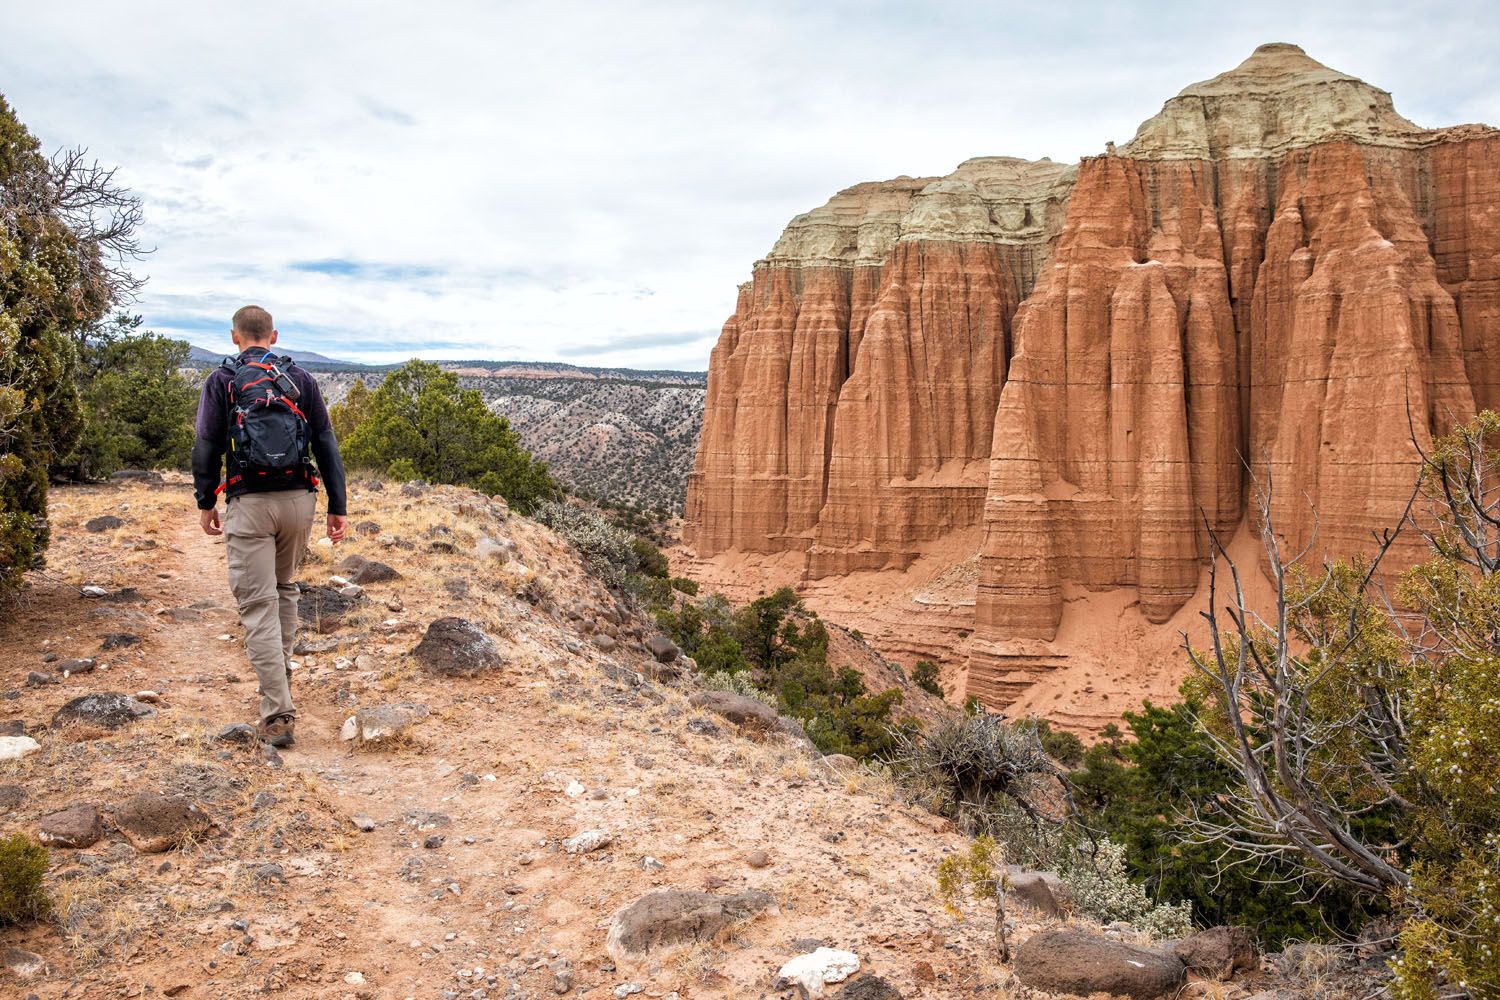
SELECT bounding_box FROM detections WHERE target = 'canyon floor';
[671,528,1277,735]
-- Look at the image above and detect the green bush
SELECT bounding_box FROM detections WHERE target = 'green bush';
[0,834,50,925]
[655,586,914,760]
[535,499,638,585]
[912,660,943,698]
[1,97,106,589]
[54,315,196,480]
[630,536,669,579]
[1034,719,1084,768]
[669,576,699,596]
[336,360,557,514]
[1058,839,1193,939]
[1069,691,1382,947]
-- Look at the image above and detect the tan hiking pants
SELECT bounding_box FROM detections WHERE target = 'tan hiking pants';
[224,490,317,722]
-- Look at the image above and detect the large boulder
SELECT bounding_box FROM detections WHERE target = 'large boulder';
[37,803,104,848]
[606,889,776,960]
[411,617,504,677]
[1174,926,1259,980]
[688,691,779,731]
[1007,867,1073,918]
[337,554,403,584]
[51,692,157,730]
[1015,929,1185,999]
[113,793,212,853]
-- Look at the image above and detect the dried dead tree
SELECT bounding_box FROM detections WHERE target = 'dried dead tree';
[1183,409,1500,902]
[891,709,1081,854]
[1182,473,1417,896]
[48,146,149,303]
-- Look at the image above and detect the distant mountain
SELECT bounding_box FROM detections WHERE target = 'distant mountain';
[186,345,362,368]
[184,347,705,384]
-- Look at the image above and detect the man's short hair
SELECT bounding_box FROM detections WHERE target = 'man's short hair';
[232,305,274,341]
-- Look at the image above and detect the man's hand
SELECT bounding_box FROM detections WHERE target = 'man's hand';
[200,508,222,536]
[327,514,347,544]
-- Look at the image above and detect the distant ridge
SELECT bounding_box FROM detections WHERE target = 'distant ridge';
[185,346,706,383]
[186,345,364,369]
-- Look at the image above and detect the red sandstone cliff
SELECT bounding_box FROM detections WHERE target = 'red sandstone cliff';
[680,43,1500,726]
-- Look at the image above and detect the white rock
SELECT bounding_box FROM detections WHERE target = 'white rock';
[134,690,161,703]
[476,536,510,562]
[343,971,365,985]
[563,830,612,854]
[341,717,359,741]
[81,585,108,598]
[776,948,861,998]
[564,780,586,798]
[329,575,351,587]
[0,736,40,761]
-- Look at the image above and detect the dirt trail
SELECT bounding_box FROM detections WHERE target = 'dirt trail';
[0,478,993,999]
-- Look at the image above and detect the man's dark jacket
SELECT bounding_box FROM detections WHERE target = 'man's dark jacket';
[191,349,348,515]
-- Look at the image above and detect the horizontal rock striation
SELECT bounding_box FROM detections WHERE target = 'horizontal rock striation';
[684,43,1500,721]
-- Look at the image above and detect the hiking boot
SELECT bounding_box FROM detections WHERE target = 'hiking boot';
[258,714,295,748]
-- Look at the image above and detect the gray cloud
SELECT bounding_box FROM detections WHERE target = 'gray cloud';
[4,1,1496,372]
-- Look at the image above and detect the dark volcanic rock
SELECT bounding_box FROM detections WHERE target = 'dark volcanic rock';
[834,977,904,1000]
[37,803,105,848]
[113,793,213,853]
[51,692,157,730]
[1016,929,1185,999]
[297,585,364,633]
[101,632,141,650]
[688,690,779,731]
[1174,926,1259,980]
[85,515,125,532]
[646,635,680,663]
[1007,868,1073,918]
[336,554,402,584]
[606,889,776,959]
[411,617,504,677]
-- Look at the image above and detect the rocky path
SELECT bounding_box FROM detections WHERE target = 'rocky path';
[0,478,989,999]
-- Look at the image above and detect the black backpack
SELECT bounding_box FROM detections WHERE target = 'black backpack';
[221,352,313,491]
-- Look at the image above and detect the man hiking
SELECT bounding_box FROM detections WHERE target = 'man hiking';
[192,305,348,748]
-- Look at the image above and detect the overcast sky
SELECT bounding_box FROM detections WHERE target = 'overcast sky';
[3,1,1496,370]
